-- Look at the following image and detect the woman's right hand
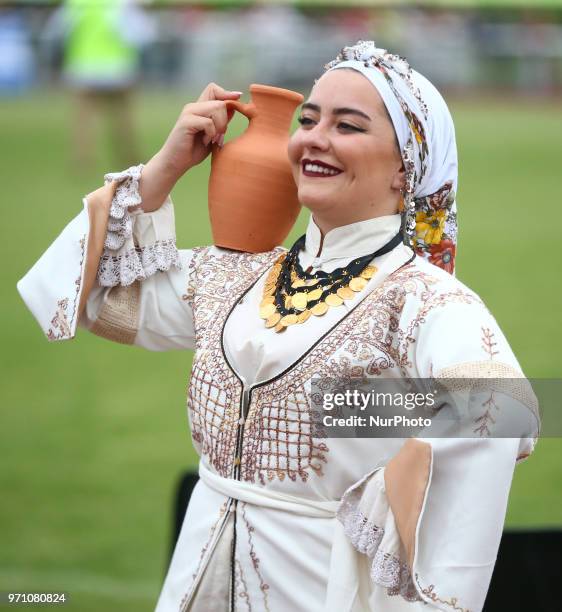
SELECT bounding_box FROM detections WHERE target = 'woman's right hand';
[139,83,242,212]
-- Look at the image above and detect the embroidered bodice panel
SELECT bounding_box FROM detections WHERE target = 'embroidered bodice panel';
[185,245,498,498]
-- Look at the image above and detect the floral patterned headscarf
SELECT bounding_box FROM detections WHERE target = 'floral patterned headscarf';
[325,41,458,274]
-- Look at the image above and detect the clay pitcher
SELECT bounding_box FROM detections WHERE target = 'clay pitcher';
[208,84,304,253]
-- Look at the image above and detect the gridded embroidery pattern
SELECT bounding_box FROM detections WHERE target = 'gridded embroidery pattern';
[242,387,329,485]
[189,352,239,476]
[187,247,285,478]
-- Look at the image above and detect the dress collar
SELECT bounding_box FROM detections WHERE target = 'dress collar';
[304,213,402,263]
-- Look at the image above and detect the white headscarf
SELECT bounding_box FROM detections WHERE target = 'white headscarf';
[325,41,458,274]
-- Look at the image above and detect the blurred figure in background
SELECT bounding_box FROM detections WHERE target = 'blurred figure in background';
[44,0,156,168]
[0,7,35,95]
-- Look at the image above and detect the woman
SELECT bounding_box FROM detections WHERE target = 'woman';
[17,41,538,611]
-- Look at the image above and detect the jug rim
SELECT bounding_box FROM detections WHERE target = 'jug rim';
[249,83,304,104]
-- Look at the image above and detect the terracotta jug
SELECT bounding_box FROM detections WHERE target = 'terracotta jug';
[208,84,304,253]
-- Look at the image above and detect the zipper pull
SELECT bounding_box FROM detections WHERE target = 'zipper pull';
[241,388,251,419]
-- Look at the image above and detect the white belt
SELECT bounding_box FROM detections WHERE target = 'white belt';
[199,461,339,517]
[198,461,367,612]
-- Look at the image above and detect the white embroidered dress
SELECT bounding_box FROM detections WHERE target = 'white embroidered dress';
[17,173,539,612]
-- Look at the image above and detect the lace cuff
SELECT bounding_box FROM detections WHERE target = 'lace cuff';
[337,468,422,603]
[97,164,182,287]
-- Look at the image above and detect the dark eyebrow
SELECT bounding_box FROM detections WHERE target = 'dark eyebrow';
[301,102,371,122]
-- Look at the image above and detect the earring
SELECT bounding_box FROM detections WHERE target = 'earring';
[400,137,416,246]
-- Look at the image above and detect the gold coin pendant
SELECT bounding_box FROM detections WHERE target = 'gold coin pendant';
[292,293,308,311]
[297,310,312,323]
[259,303,277,319]
[360,265,377,280]
[307,288,323,301]
[311,302,329,316]
[349,277,368,292]
[280,314,298,326]
[337,287,354,300]
[265,312,281,328]
[325,293,343,307]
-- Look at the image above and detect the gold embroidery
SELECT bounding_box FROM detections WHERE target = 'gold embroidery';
[47,234,87,340]
[47,298,72,341]
[481,326,499,359]
[182,246,208,313]
[244,386,330,484]
[241,503,271,612]
[235,559,252,612]
[415,575,470,611]
[478,327,501,436]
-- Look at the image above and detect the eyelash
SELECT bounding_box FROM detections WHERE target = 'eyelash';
[297,117,365,133]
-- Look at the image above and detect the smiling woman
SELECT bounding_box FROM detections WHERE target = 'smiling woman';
[288,69,405,231]
[17,41,539,612]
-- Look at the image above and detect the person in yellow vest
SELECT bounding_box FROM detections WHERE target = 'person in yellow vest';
[45,0,155,167]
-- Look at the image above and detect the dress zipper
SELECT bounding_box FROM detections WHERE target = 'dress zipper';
[230,376,250,612]
[233,383,250,479]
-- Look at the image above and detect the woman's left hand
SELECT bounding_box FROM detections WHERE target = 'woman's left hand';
[139,83,242,213]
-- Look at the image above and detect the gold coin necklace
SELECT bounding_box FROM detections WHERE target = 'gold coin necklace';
[259,231,403,332]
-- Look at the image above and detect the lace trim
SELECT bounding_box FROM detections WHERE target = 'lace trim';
[338,496,423,602]
[97,164,182,287]
[373,549,421,601]
[98,238,181,287]
[103,164,144,251]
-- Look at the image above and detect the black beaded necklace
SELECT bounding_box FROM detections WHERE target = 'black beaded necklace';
[259,230,403,332]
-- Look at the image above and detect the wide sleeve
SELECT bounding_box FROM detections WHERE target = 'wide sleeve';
[336,286,540,611]
[17,165,201,351]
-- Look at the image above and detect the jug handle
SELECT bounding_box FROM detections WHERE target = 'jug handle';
[225,100,257,120]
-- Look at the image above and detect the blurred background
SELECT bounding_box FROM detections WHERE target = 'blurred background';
[2,0,561,610]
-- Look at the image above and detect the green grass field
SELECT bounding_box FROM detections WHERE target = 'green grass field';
[1,90,561,611]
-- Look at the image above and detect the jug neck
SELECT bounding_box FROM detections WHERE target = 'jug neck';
[249,92,300,137]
